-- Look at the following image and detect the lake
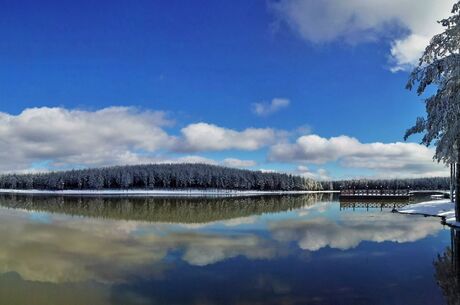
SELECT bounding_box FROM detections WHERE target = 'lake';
[0,193,456,305]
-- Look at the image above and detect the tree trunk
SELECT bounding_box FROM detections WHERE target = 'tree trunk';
[456,161,460,222]
[450,228,460,283]
[451,164,455,203]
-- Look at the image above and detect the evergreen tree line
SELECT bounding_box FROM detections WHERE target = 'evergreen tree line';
[0,163,450,191]
[0,163,322,191]
[323,177,450,191]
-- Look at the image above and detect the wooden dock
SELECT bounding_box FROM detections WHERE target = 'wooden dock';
[339,189,412,200]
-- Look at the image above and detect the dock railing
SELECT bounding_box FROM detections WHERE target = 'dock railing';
[340,189,411,197]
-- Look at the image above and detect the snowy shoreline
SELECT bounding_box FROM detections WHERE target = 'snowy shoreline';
[0,189,339,197]
[397,199,460,228]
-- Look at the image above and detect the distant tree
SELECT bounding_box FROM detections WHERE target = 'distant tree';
[404,1,460,219]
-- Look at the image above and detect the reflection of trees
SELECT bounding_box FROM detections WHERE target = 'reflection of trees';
[0,193,328,223]
[434,228,460,305]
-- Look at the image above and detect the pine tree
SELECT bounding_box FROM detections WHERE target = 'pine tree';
[405,1,460,220]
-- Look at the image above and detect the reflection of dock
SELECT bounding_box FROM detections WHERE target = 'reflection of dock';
[339,189,412,200]
[340,201,410,211]
[409,190,450,199]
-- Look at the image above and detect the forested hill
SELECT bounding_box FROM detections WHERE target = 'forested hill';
[0,163,323,191]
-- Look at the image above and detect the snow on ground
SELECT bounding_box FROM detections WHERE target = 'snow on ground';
[397,199,460,227]
[0,189,338,197]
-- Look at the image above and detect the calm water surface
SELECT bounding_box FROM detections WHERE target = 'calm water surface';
[0,193,456,305]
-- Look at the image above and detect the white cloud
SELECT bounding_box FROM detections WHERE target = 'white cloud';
[160,156,257,168]
[175,155,218,165]
[177,122,283,152]
[0,107,175,172]
[269,134,448,177]
[163,156,257,169]
[296,165,330,180]
[252,98,290,116]
[259,168,278,173]
[0,107,276,172]
[270,135,360,164]
[389,33,430,72]
[0,107,448,178]
[222,158,257,168]
[270,0,455,71]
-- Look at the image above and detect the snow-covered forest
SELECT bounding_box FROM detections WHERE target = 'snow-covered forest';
[0,163,322,191]
[0,163,450,192]
[326,177,450,191]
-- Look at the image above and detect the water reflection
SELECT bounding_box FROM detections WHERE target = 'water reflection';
[0,208,281,283]
[435,228,460,305]
[0,273,110,305]
[0,194,450,305]
[340,200,410,211]
[0,193,330,223]
[270,213,441,251]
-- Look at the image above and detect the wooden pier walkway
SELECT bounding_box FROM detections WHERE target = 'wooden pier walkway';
[339,189,412,200]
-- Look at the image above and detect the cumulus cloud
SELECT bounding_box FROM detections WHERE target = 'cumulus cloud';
[252,98,290,116]
[168,156,257,169]
[296,165,330,181]
[177,122,284,152]
[174,155,218,165]
[164,156,257,169]
[222,158,257,168]
[270,0,455,71]
[389,33,432,72]
[0,107,175,171]
[0,107,276,172]
[269,134,448,177]
[0,107,448,178]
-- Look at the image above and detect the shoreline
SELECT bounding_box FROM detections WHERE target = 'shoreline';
[396,199,460,228]
[0,188,339,197]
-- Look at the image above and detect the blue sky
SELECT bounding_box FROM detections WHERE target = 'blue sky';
[0,0,453,179]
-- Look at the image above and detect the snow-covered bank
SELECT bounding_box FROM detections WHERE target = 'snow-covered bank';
[397,199,460,227]
[0,189,339,197]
